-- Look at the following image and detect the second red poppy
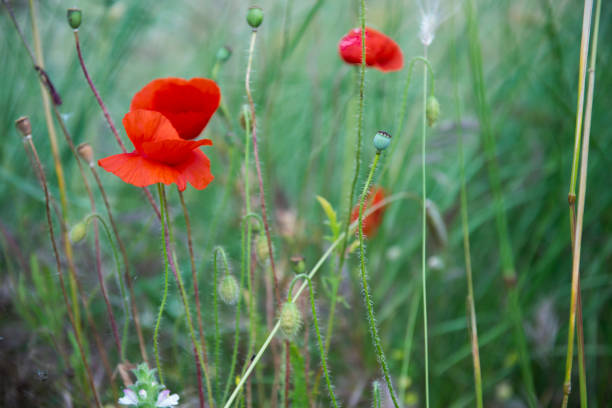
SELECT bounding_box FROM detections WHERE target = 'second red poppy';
[338,27,403,72]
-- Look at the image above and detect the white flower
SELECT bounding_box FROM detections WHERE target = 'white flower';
[118,389,139,405]
[156,390,180,407]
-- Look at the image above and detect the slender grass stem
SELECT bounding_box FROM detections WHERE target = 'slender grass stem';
[21,133,102,408]
[179,190,213,395]
[452,7,483,405]
[90,165,149,364]
[563,1,600,406]
[398,283,420,403]
[154,184,171,384]
[223,193,409,408]
[358,152,400,408]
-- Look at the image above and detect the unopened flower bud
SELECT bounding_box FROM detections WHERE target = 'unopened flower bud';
[69,221,87,243]
[426,96,440,127]
[255,233,269,262]
[216,46,232,63]
[218,274,240,305]
[67,8,82,30]
[279,302,302,339]
[373,130,391,152]
[246,6,263,28]
[15,116,32,137]
[290,255,305,275]
[77,143,94,165]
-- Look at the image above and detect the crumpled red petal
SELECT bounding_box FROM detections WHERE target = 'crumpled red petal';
[338,27,403,72]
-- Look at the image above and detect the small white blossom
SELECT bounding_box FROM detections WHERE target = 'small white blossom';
[118,389,138,405]
[139,389,148,399]
[156,390,180,407]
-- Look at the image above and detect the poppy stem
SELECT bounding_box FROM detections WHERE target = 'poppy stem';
[358,152,400,408]
[90,164,150,364]
[154,183,171,384]
[72,29,161,221]
[20,132,102,408]
[222,193,408,408]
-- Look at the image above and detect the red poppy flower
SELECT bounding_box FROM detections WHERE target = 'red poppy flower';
[338,27,403,72]
[130,77,221,140]
[98,109,214,191]
[350,186,388,237]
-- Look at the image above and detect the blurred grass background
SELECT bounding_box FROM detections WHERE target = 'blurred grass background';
[1,0,611,406]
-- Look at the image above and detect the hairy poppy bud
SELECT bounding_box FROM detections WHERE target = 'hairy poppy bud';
[218,274,240,305]
[77,143,94,166]
[373,131,391,152]
[255,233,269,262]
[246,6,263,29]
[69,221,87,243]
[15,116,32,137]
[216,46,232,63]
[290,255,305,275]
[279,302,302,340]
[67,8,82,30]
[426,96,440,127]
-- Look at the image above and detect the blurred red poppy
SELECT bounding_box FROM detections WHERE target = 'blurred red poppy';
[98,109,214,191]
[351,186,388,237]
[338,27,403,72]
[130,77,221,140]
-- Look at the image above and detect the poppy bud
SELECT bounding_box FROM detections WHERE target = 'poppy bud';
[290,255,305,275]
[69,221,87,243]
[216,46,232,63]
[373,131,391,152]
[77,143,94,166]
[255,233,269,262]
[246,6,263,29]
[67,8,82,30]
[279,301,302,340]
[239,105,253,132]
[15,116,32,137]
[218,274,240,305]
[426,96,440,127]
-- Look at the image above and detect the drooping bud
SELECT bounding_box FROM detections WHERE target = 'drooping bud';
[255,233,269,262]
[373,130,391,152]
[77,143,94,166]
[218,274,240,305]
[15,116,32,137]
[69,221,88,243]
[67,8,82,30]
[290,255,305,275]
[216,45,232,63]
[279,301,302,340]
[246,6,263,29]
[426,96,440,127]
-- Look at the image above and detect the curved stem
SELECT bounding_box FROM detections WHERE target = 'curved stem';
[358,153,400,408]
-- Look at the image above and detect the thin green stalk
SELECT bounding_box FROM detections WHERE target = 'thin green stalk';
[563,1,600,406]
[465,0,536,404]
[421,46,430,408]
[154,184,170,384]
[287,274,339,408]
[452,7,483,406]
[358,152,400,408]
[213,247,222,401]
[398,283,420,403]
[339,0,367,261]
[223,193,409,408]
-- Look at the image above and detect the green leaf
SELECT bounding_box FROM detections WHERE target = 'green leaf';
[316,195,340,240]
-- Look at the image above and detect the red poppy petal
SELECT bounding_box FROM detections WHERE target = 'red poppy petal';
[141,139,213,165]
[338,27,403,72]
[122,110,180,153]
[130,77,221,140]
[338,28,377,67]
[174,150,214,191]
[98,152,182,188]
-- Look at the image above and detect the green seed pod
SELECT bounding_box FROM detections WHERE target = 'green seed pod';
[255,233,269,262]
[290,255,305,275]
[216,45,232,63]
[69,221,87,243]
[218,274,240,305]
[246,6,264,28]
[67,8,82,30]
[426,95,440,127]
[373,130,392,152]
[279,302,302,340]
[15,116,32,137]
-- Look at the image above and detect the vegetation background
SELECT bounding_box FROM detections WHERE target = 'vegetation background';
[0,0,610,407]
